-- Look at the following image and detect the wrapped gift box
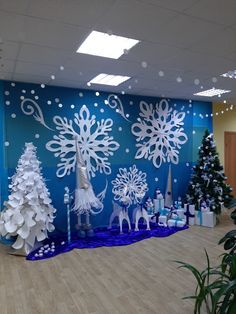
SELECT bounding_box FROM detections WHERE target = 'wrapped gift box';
[184,204,195,225]
[195,210,216,228]
[148,214,156,223]
[153,198,164,213]
[168,218,185,228]
[174,209,185,221]
[148,213,168,226]
[158,208,171,226]
[158,215,168,226]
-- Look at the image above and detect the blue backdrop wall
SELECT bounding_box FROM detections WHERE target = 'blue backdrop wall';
[0,81,7,207]
[1,80,212,232]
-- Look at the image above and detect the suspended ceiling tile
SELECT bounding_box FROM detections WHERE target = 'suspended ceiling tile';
[0,72,13,80]
[0,41,20,60]
[0,59,15,73]
[27,0,116,27]
[17,43,71,65]
[188,28,236,58]
[47,79,85,90]
[226,51,236,62]
[152,14,223,48]
[185,0,236,27]
[163,50,229,73]
[14,60,57,77]
[121,41,185,65]
[96,0,178,42]
[138,0,200,12]
[66,54,141,77]
[23,16,87,50]
[0,0,30,15]
[12,72,49,84]
[0,11,26,42]
[53,67,91,82]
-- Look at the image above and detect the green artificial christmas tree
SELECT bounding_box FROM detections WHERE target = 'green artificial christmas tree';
[186,129,233,215]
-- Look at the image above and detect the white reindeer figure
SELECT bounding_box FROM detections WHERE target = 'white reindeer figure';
[109,201,131,234]
[132,203,150,231]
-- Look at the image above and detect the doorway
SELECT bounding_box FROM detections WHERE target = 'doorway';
[224,131,236,197]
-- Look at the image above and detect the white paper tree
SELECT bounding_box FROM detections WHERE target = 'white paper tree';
[0,143,56,254]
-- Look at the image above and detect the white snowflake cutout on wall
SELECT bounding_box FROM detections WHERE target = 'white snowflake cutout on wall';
[112,164,148,207]
[106,94,131,122]
[21,98,54,131]
[131,99,188,168]
[46,105,120,177]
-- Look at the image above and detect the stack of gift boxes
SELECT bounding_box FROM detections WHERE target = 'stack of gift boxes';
[146,189,216,228]
[152,191,188,228]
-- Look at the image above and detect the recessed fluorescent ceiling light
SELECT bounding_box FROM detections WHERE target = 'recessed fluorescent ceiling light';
[89,73,130,86]
[194,88,231,97]
[221,70,236,79]
[76,30,139,59]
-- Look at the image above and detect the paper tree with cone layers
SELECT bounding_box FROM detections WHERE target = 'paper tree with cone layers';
[0,143,56,255]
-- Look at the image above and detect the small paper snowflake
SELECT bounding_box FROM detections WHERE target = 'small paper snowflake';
[131,99,188,168]
[112,164,148,206]
[46,105,120,177]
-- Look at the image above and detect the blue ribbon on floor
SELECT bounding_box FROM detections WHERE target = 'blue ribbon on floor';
[27,223,188,261]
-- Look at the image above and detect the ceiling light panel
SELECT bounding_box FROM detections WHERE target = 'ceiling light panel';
[221,70,236,79]
[194,88,231,97]
[89,73,130,86]
[76,31,139,59]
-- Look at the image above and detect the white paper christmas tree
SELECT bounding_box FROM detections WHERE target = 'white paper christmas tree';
[0,143,56,254]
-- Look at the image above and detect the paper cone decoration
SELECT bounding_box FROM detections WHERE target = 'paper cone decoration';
[165,165,173,208]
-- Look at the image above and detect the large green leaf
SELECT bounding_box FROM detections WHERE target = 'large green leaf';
[175,261,203,288]
[205,249,210,286]
[219,230,236,245]
[214,279,236,304]
[229,255,236,279]
[224,238,236,250]
[219,293,231,314]
[228,297,236,314]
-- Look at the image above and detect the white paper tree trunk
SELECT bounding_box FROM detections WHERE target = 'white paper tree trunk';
[0,143,56,255]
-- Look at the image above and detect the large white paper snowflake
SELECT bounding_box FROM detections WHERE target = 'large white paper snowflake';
[131,99,188,168]
[112,165,148,207]
[46,105,120,177]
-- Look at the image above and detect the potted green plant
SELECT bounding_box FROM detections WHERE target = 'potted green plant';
[176,230,236,313]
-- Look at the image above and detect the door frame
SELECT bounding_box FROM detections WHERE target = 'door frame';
[224,131,236,196]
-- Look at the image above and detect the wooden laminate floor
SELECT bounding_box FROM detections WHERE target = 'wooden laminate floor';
[0,213,234,314]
